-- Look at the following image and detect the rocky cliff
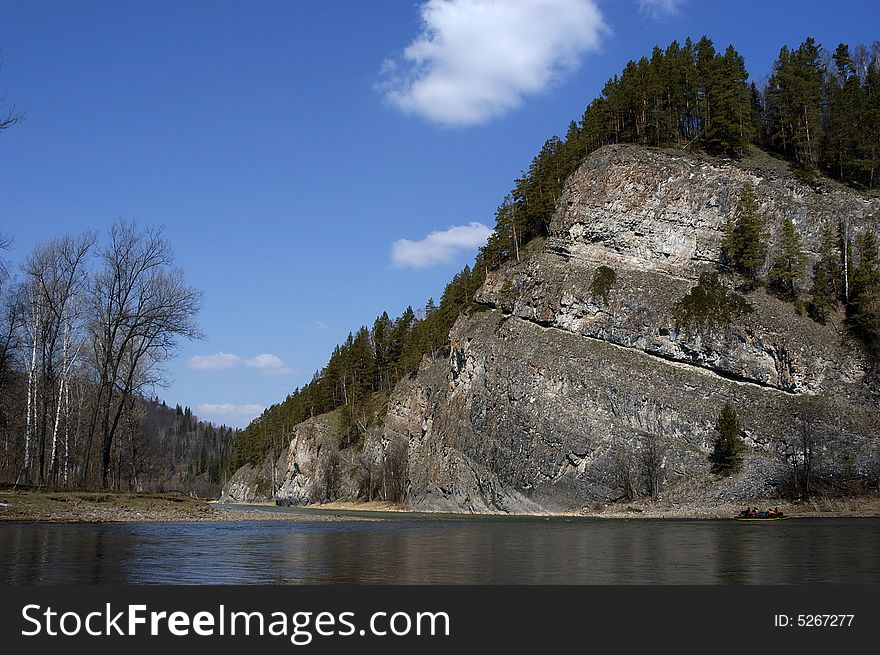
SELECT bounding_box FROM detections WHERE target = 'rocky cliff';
[224,145,880,513]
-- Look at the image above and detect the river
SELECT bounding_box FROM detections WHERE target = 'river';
[2,507,878,584]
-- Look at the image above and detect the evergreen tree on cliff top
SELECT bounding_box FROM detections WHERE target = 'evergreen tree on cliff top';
[825,44,865,182]
[700,42,752,155]
[764,38,825,170]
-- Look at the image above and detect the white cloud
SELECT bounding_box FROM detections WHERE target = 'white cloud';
[197,403,265,416]
[380,0,607,126]
[187,352,242,371]
[243,353,293,376]
[638,0,681,19]
[392,222,492,269]
[315,320,330,330]
[196,403,265,426]
[187,352,293,376]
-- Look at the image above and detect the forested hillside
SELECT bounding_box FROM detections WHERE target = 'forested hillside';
[136,399,236,496]
[231,36,880,470]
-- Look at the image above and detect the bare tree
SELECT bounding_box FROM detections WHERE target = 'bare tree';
[0,233,19,380]
[380,436,407,502]
[0,52,23,134]
[0,102,20,133]
[612,452,638,501]
[0,223,215,490]
[83,221,203,488]
[641,435,665,498]
[0,232,12,274]
[792,402,824,498]
[0,238,24,473]
[352,451,378,501]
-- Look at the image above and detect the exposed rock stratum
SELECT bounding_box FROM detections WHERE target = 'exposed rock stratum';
[223,145,880,513]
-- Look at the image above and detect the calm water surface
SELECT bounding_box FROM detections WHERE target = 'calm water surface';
[1,506,878,584]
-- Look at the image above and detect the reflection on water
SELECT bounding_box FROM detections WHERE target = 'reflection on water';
[2,512,879,584]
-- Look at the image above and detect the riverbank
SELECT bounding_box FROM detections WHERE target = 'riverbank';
[309,499,406,512]
[4,488,880,523]
[576,495,880,519]
[0,489,376,523]
[294,494,880,519]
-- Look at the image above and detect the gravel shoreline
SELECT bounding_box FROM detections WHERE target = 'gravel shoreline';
[3,489,878,523]
[0,490,377,523]
[295,495,880,520]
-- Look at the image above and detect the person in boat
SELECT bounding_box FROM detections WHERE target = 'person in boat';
[749,507,758,517]
[766,507,776,517]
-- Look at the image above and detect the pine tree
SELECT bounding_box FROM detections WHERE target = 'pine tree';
[865,60,880,189]
[810,226,842,322]
[769,216,807,298]
[722,184,768,281]
[704,45,751,154]
[851,229,880,349]
[825,44,859,180]
[852,283,880,352]
[748,81,764,146]
[712,403,744,475]
[694,36,717,147]
[852,229,880,298]
[764,38,825,169]
[389,306,415,381]
[371,312,393,391]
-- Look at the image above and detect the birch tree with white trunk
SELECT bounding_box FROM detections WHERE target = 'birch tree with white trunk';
[23,232,94,483]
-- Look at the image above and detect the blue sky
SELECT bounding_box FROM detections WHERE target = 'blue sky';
[1,0,878,427]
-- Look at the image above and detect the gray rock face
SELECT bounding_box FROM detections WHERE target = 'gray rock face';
[224,145,880,513]
[274,413,336,504]
[219,464,261,503]
[394,145,880,512]
[476,254,866,395]
[396,309,877,512]
[221,410,383,506]
[275,410,367,505]
[553,145,880,276]
[382,359,546,514]
[219,457,278,503]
